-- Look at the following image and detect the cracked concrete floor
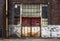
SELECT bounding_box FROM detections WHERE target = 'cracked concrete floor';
[0,39,60,41]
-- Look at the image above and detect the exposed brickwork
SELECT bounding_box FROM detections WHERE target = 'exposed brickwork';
[11,0,48,4]
[8,0,60,25]
[50,0,60,25]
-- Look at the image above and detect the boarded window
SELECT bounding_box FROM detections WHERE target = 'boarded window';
[42,5,48,26]
[14,5,20,17]
[42,6,48,18]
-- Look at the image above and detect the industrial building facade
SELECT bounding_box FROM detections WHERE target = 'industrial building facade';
[0,0,60,38]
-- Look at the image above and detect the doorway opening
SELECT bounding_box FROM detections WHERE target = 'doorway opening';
[8,4,48,38]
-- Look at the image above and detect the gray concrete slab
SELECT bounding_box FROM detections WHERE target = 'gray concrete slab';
[0,39,59,41]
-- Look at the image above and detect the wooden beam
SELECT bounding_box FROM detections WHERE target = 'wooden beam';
[6,0,8,38]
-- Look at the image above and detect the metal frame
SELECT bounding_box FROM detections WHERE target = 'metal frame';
[40,4,48,27]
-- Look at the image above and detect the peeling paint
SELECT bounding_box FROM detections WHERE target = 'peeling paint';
[41,25,60,37]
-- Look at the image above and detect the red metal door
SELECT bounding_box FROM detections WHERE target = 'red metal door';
[31,18,41,37]
[22,17,31,37]
[22,17,41,37]
[32,18,41,26]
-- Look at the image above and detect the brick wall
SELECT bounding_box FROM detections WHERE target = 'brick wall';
[51,0,60,25]
[0,0,60,38]
[0,0,6,38]
[11,0,48,4]
[9,0,60,25]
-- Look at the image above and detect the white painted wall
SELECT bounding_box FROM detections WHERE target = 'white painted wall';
[41,25,60,37]
[9,25,60,38]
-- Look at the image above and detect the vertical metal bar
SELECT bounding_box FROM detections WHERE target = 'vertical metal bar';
[40,4,42,37]
[30,18,31,37]
[27,27,28,37]
[6,0,8,38]
[20,4,22,37]
[24,27,25,37]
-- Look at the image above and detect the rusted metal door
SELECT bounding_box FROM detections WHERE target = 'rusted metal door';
[31,18,41,37]
[22,17,41,37]
[22,17,31,37]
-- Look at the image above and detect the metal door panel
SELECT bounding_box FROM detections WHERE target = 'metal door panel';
[22,18,31,37]
[32,18,41,26]
[22,18,30,26]
[22,18,41,37]
[32,27,40,37]
[22,27,30,37]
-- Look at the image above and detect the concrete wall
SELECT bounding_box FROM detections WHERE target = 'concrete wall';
[1,39,60,41]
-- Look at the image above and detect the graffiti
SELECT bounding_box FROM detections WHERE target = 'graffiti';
[41,25,60,37]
